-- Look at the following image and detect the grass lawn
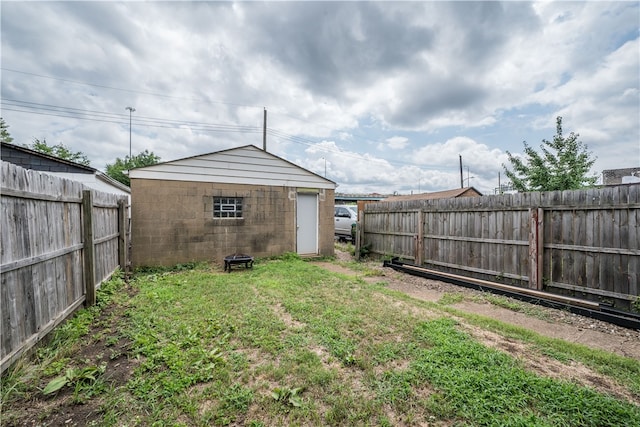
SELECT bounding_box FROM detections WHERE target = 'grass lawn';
[2,254,639,426]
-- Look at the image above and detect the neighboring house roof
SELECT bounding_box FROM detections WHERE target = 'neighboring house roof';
[1,141,130,194]
[129,145,336,190]
[335,193,391,202]
[1,141,95,173]
[383,187,482,202]
[602,167,640,185]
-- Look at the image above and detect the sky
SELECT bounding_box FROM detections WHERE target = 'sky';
[1,1,639,195]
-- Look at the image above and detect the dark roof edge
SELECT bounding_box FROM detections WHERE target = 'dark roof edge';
[1,141,96,172]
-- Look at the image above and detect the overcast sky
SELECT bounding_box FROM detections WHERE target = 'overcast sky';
[2,1,638,195]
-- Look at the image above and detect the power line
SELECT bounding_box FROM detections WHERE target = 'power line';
[2,69,457,172]
[1,67,264,110]
[1,99,262,134]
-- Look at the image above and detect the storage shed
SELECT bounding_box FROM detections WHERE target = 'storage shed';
[129,145,336,267]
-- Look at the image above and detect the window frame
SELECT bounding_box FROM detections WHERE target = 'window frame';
[213,197,244,218]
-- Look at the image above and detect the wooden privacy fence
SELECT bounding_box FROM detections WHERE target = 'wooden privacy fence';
[1,161,129,373]
[359,185,639,311]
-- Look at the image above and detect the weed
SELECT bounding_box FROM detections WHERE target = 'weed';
[43,363,106,396]
[104,335,119,347]
[271,386,303,408]
[438,292,465,305]
[0,359,36,406]
[272,252,301,261]
[359,243,372,258]
[484,294,522,311]
[482,294,553,321]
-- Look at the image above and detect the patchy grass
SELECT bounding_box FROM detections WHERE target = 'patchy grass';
[2,259,639,426]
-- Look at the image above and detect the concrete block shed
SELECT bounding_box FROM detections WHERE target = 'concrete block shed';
[129,145,336,267]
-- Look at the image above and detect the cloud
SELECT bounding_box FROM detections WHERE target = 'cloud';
[244,2,434,97]
[381,136,409,150]
[1,1,637,196]
[298,137,509,195]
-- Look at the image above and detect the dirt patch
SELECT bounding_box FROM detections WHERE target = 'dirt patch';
[2,290,140,427]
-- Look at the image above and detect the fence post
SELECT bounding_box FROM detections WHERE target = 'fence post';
[82,190,96,306]
[415,210,424,265]
[528,207,544,290]
[117,198,128,272]
[356,208,363,260]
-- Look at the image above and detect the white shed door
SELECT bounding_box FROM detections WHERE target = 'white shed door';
[296,193,318,255]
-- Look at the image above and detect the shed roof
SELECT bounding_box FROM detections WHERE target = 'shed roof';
[129,145,336,189]
[383,187,482,202]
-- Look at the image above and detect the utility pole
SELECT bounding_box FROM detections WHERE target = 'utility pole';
[459,155,463,188]
[263,107,267,151]
[126,106,135,160]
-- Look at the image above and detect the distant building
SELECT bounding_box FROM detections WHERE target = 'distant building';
[383,187,482,202]
[1,142,130,200]
[602,168,640,185]
[334,193,389,204]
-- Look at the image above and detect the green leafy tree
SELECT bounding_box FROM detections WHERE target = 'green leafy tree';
[503,116,597,192]
[1,117,13,143]
[27,138,91,166]
[105,150,161,186]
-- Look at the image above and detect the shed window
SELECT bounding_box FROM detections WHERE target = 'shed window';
[213,197,243,218]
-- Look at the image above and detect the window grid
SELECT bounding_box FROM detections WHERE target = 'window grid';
[213,197,243,218]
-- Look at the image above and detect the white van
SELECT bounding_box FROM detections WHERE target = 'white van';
[334,205,358,241]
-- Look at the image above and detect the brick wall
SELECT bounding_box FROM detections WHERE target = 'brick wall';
[131,179,334,267]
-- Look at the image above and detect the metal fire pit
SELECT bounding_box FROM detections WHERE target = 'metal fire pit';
[223,253,254,273]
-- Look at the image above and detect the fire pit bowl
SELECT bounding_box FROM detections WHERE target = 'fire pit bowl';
[223,253,254,273]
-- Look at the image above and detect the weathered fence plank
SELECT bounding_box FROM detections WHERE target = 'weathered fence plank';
[82,190,96,306]
[1,162,129,373]
[363,185,640,311]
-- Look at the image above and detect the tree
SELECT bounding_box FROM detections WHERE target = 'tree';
[503,116,597,192]
[1,117,13,143]
[105,150,161,186]
[27,138,91,166]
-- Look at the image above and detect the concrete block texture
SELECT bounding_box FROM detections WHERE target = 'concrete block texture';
[131,179,334,267]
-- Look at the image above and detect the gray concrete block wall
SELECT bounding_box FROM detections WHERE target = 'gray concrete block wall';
[132,179,334,267]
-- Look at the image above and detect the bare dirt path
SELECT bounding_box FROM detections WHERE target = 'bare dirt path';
[314,252,640,361]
